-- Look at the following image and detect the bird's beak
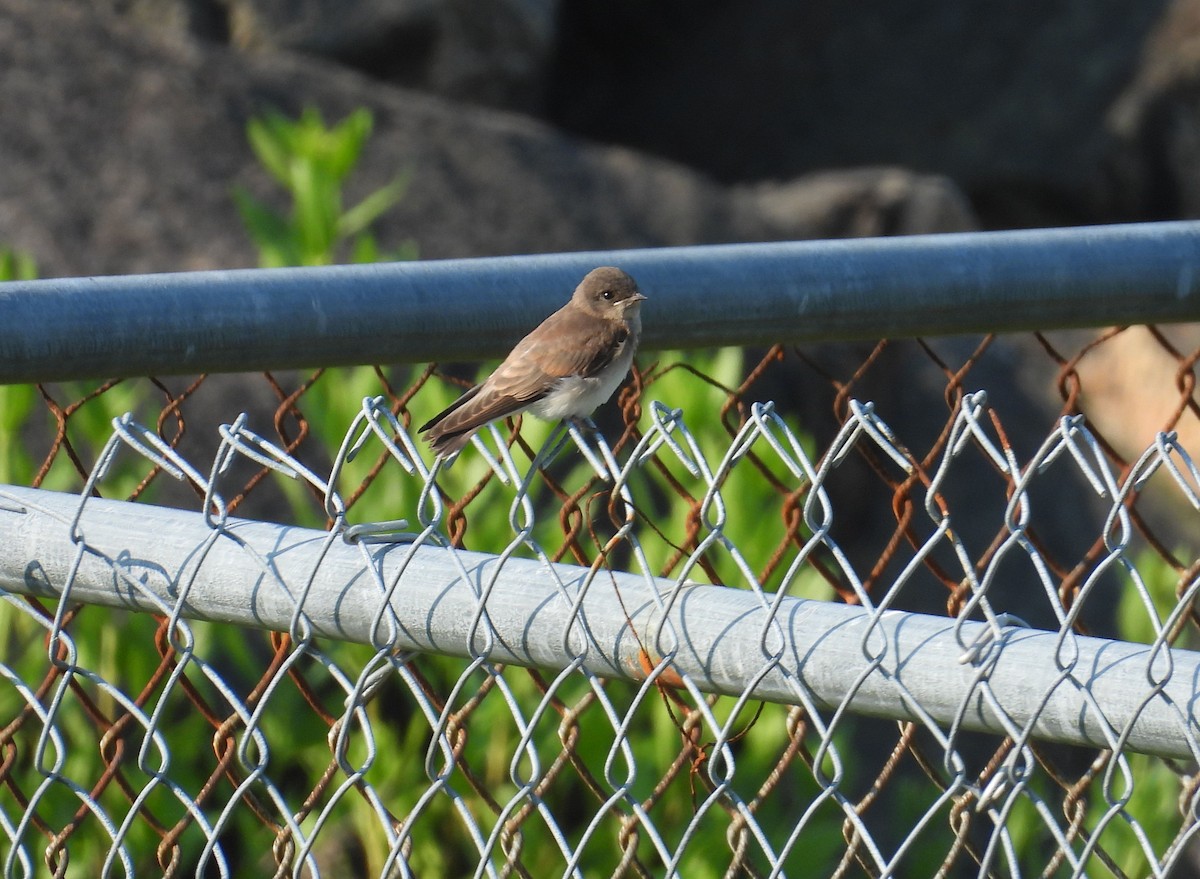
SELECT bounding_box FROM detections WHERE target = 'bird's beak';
[630,293,647,303]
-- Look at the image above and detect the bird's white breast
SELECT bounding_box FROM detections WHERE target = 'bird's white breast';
[527,320,638,421]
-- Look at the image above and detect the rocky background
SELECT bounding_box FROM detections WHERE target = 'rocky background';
[5,0,1200,557]
[10,0,1200,277]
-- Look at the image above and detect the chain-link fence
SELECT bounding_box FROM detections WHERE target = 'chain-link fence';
[4,229,1200,877]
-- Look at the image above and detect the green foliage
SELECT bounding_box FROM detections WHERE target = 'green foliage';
[0,384,35,486]
[0,248,38,484]
[1077,547,1197,878]
[0,245,36,281]
[234,107,416,267]
[996,548,1194,878]
[0,244,164,869]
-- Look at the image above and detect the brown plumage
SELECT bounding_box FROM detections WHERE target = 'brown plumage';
[421,266,646,456]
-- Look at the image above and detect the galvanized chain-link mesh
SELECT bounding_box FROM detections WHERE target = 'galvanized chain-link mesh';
[2,329,1200,877]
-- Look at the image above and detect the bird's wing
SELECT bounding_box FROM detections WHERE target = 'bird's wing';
[418,381,485,432]
[420,309,629,445]
[508,309,630,381]
[419,349,562,441]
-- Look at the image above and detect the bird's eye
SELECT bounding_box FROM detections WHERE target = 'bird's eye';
[601,289,614,300]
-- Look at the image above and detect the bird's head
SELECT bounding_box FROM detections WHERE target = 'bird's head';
[575,266,646,318]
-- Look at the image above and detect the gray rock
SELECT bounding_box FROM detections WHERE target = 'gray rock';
[0,0,976,280]
[747,168,979,239]
[417,0,557,112]
[71,0,1198,230]
[225,0,438,57]
[69,0,560,114]
[1104,0,1200,218]
[64,0,229,41]
[548,0,1166,225]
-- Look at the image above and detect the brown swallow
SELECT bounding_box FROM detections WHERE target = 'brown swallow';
[421,266,646,456]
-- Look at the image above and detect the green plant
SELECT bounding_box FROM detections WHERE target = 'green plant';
[0,245,36,281]
[0,248,37,484]
[234,107,416,267]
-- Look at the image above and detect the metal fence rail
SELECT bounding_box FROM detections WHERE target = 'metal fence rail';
[3,224,1200,877]
[3,221,1200,381]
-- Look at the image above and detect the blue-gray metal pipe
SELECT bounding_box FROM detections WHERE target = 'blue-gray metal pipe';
[1,222,1200,383]
[0,483,1195,761]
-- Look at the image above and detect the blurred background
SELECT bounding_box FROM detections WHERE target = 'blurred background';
[4,0,1198,277]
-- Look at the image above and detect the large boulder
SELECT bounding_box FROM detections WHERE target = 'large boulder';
[224,0,558,114]
[0,1,975,279]
[1104,0,1200,218]
[74,0,560,114]
[547,0,1165,224]
[72,0,1200,229]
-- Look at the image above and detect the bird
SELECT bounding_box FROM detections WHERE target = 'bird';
[420,266,646,456]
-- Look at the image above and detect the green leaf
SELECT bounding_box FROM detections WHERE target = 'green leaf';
[0,384,37,484]
[232,187,301,266]
[387,239,420,262]
[0,384,35,431]
[327,108,373,181]
[236,106,414,267]
[350,232,380,264]
[291,161,337,263]
[0,246,37,281]
[339,167,413,240]
[246,115,293,187]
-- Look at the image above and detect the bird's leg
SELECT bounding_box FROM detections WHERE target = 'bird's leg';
[524,420,573,476]
[564,416,593,446]
[564,417,615,480]
[526,417,599,476]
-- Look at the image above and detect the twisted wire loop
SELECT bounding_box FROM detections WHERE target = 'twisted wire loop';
[0,330,1199,877]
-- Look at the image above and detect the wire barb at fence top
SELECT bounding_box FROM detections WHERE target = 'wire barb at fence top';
[3,221,1200,382]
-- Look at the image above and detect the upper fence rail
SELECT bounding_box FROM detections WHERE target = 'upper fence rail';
[3,221,1200,382]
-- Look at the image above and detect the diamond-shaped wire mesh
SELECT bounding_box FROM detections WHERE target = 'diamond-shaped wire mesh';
[0,330,1199,877]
